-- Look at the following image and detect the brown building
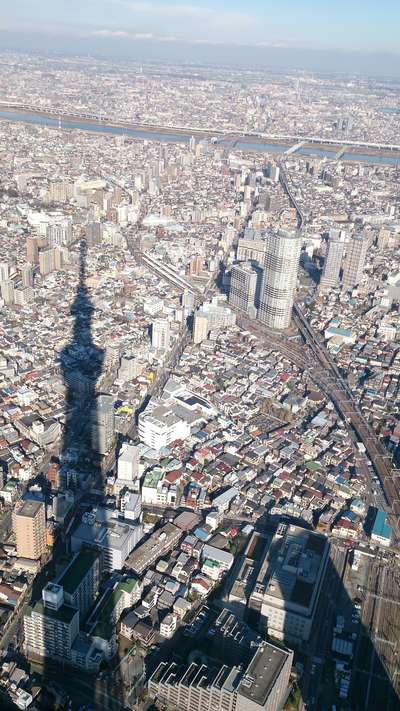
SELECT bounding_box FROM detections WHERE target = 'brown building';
[14,500,46,560]
[46,462,61,490]
[26,235,39,264]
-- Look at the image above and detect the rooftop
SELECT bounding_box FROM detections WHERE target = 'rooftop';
[238,643,290,705]
[28,600,78,625]
[15,500,44,519]
[57,549,99,596]
[253,524,329,611]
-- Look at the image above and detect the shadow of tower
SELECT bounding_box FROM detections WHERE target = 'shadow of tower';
[59,236,104,485]
[11,239,128,711]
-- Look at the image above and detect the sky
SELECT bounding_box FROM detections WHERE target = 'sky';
[1,0,400,75]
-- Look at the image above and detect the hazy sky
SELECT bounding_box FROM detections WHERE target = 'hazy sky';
[1,0,400,74]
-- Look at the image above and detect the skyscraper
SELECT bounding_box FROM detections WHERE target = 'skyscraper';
[46,221,73,247]
[0,261,9,281]
[319,230,346,292]
[116,443,140,495]
[152,318,171,350]
[91,394,115,455]
[229,262,262,317]
[0,280,15,305]
[193,312,209,344]
[14,500,46,560]
[39,248,56,276]
[257,229,301,330]
[21,263,34,287]
[48,179,74,204]
[342,233,368,291]
[23,583,79,664]
[26,235,39,264]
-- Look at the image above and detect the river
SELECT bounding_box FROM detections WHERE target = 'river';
[0,110,399,166]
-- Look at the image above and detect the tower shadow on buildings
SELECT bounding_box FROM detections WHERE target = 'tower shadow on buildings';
[11,239,129,711]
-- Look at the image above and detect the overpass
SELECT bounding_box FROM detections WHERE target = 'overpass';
[278,161,305,229]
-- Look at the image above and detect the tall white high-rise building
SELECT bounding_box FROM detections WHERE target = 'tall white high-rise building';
[0,280,15,305]
[257,229,301,330]
[319,230,346,292]
[0,261,9,282]
[116,443,140,494]
[193,312,209,344]
[152,319,171,350]
[23,584,79,664]
[21,263,34,287]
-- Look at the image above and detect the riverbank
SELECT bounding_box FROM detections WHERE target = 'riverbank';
[0,108,399,166]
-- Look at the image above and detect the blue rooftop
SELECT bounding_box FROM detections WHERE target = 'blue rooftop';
[372,510,392,541]
[326,326,353,337]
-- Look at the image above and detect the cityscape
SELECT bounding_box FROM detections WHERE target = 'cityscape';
[0,5,400,711]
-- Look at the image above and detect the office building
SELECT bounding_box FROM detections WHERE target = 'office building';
[193,312,209,344]
[118,354,136,381]
[14,500,46,560]
[14,286,34,305]
[71,514,142,571]
[0,261,9,281]
[248,524,329,644]
[48,179,74,204]
[152,318,171,350]
[46,221,73,247]
[182,289,195,311]
[229,262,262,316]
[86,221,103,247]
[319,230,346,292]
[257,229,301,330]
[56,549,101,617]
[237,228,266,264]
[138,388,211,450]
[116,443,140,494]
[1,280,15,305]
[21,263,34,287]
[91,394,114,455]
[120,491,142,521]
[139,402,191,450]
[39,248,55,276]
[226,531,269,619]
[195,296,236,331]
[53,246,64,271]
[266,162,280,183]
[26,235,39,264]
[23,584,79,664]
[342,233,368,291]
